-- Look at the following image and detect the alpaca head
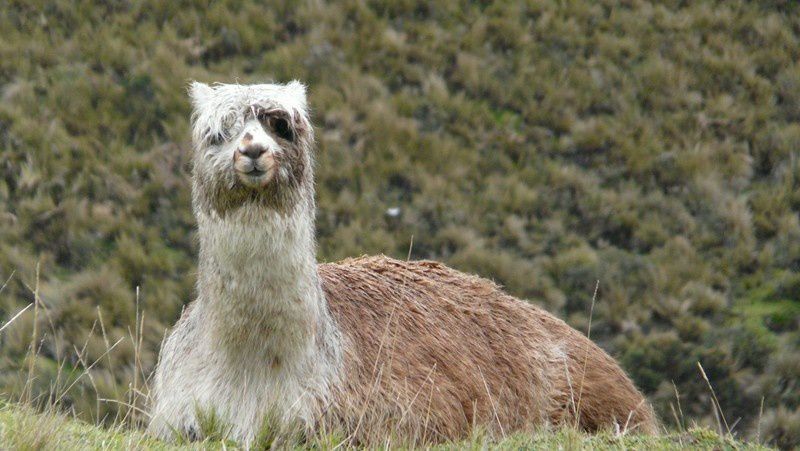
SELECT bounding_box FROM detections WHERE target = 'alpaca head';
[189,81,315,215]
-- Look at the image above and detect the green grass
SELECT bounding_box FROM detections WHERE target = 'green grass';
[0,402,771,450]
[0,402,174,450]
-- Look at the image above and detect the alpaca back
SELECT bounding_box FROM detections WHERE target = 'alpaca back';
[318,255,656,444]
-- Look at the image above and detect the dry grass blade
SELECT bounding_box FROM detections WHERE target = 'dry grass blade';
[671,381,685,433]
[23,263,41,405]
[96,307,118,389]
[54,337,124,406]
[351,302,400,441]
[697,361,730,436]
[479,368,505,438]
[97,398,152,419]
[621,398,646,435]
[398,362,437,426]
[0,270,15,295]
[756,396,764,444]
[0,303,32,334]
[562,357,576,420]
[575,280,599,427]
[669,403,683,447]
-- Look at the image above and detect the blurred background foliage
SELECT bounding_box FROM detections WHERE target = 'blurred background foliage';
[0,0,799,448]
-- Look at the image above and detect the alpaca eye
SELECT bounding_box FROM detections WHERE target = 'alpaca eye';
[204,127,225,146]
[270,117,294,142]
[208,132,225,146]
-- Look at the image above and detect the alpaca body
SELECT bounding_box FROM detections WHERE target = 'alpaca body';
[150,252,657,444]
[148,81,657,446]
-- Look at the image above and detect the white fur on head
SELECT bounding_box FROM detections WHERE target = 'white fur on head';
[189,80,310,147]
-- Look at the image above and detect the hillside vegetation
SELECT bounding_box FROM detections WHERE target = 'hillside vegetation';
[0,0,799,448]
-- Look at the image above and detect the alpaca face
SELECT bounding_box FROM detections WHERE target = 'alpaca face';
[189,81,314,215]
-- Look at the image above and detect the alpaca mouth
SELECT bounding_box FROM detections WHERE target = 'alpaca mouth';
[236,165,275,187]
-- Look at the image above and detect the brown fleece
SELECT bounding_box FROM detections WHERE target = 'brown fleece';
[318,255,657,444]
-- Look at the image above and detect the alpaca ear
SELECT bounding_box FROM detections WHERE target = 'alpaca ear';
[286,80,307,108]
[285,81,310,133]
[188,81,214,110]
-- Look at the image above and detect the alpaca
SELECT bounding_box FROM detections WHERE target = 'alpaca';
[147,81,658,446]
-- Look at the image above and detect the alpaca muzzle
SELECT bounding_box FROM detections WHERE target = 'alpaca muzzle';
[234,144,277,187]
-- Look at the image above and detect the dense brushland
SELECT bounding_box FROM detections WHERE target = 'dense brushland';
[0,0,798,448]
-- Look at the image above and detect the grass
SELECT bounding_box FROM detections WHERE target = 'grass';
[0,400,771,450]
[0,401,174,450]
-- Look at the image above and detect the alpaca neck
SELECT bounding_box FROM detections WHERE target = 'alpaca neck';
[195,196,334,363]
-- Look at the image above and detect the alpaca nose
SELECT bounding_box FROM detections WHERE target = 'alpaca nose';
[239,144,266,159]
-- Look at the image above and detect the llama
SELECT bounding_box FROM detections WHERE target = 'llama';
[147,81,658,446]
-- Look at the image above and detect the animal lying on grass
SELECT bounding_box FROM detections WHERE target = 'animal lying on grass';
[147,81,658,446]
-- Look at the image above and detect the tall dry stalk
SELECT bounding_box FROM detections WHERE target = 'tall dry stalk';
[697,361,730,436]
[574,280,599,427]
[23,263,41,405]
